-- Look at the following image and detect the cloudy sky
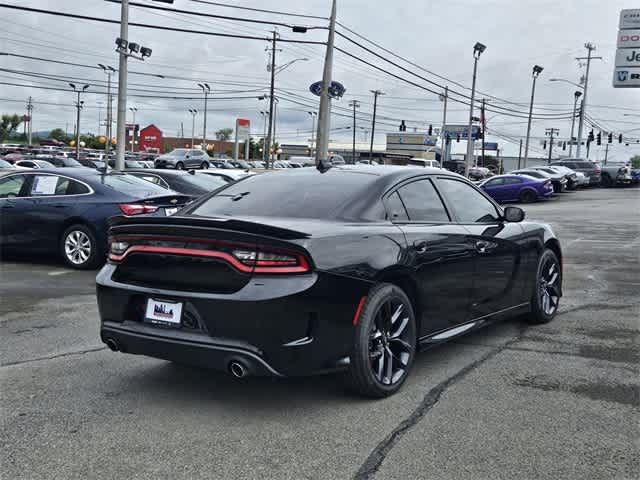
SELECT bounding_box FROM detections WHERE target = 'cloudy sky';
[1,0,639,161]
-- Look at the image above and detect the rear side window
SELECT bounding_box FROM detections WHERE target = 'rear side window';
[395,179,449,223]
[484,178,505,187]
[437,178,500,223]
[101,174,169,197]
[385,192,409,221]
[504,177,522,185]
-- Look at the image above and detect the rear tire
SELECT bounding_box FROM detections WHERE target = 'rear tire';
[526,249,561,324]
[346,283,417,398]
[175,162,185,170]
[519,189,537,203]
[60,224,101,270]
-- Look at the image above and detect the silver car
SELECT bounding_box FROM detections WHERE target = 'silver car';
[154,148,210,170]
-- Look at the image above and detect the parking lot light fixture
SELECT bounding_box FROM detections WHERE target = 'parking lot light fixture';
[524,65,543,168]
[465,42,486,177]
[198,83,211,150]
[69,83,90,160]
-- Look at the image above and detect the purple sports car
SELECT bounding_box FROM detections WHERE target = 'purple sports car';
[480,174,554,203]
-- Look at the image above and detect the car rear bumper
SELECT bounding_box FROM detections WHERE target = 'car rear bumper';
[96,264,370,376]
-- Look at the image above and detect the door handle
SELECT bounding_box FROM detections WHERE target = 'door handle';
[413,241,429,254]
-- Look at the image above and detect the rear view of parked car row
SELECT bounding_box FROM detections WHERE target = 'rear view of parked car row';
[479,159,638,204]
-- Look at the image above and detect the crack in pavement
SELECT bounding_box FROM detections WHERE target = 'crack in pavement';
[353,325,527,480]
[1,346,107,368]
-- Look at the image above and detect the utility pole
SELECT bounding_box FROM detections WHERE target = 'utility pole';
[518,138,523,169]
[115,0,129,171]
[439,86,448,165]
[70,84,89,160]
[265,31,278,168]
[604,142,609,165]
[480,98,486,167]
[198,83,211,151]
[26,96,33,146]
[569,91,582,157]
[369,90,384,161]
[545,128,560,164]
[524,65,544,168]
[349,100,360,163]
[129,107,137,152]
[315,0,337,167]
[189,109,197,148]
[307,111,317,157]
[99,64,116,159]
[575,43,602,158]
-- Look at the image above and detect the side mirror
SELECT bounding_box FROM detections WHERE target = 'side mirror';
[503,206,525,223]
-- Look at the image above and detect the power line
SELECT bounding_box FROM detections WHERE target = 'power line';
[185,0,328,21]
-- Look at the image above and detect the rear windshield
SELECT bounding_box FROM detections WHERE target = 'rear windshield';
[100,174,170,197]
[190,170,376,219]
[63,158,82,167]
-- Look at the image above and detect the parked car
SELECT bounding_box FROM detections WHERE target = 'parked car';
[125,169,229,199]
[0,159,18,169]
[39,156,85,168]
[550,159,601,186]
[199,169,254,183]
[600,162,634,187]
[0,169,191,269]
[573,171,590,187]
[468,166,493,181]
[96,165,562,398]
[230,160,252,169]
[407,158,440,168]
[78,158,109,170]
[154,149,211,170]
[511,169,567,193]
[480,174,554,203]
[14,159,56,169]
[530,165,578,190]
[210,160,235,169]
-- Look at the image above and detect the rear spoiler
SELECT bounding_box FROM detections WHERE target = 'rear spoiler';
[108,215,310,240]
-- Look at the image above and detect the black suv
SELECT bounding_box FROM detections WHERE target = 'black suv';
[551,159,601,186]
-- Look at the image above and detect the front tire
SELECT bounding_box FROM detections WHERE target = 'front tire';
[175,161,185,170]
[346,283,417,398]
[61,225,101,270]
[519,189,537,203]
[526,249,561,324]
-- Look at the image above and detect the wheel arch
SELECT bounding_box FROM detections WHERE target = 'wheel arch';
[375,268,422,336]
[544,238,563,296]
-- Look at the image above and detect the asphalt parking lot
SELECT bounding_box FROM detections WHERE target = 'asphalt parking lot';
[1,187,638,480]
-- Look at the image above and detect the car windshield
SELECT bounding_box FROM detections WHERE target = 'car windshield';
[100,173,171,197]
[190,170,375,219]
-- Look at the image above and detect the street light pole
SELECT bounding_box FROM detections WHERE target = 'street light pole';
[349,100,360,163]
[198,83,211,151]
[315,0,337,167]
[98,64,116,159]
[465,42,486,178]
[524,64,543,168]
[129,106,137,152]
[307,111,317,157]
[265,31,278,169]
[569,90,582,157]
[114,0,129,171]
[369,90,384,161]
[575,43,602,158]
[439,86,448,165]
[69,83,89,160]
[188,109,197,148]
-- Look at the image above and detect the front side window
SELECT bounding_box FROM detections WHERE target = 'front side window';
[484,178,505,187]
[0,175,26,198]
[437,178,500,223]
[504,177,523,185]
[395,179,449,223]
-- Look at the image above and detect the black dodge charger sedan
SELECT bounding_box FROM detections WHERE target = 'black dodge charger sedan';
[97,166,562,397]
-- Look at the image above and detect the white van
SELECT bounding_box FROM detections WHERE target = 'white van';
[407,158,441,168]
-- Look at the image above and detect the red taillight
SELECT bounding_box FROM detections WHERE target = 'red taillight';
[232,249,310,274]
[118,204,159,216]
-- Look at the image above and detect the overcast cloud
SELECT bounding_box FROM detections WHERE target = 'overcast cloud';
[1,0,639,161]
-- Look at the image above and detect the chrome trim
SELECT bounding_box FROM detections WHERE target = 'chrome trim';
[283,336,314,347]
[431,322,478,340]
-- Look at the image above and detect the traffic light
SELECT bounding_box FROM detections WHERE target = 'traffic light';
[456,134,460,142]
[562,141,566,151]
[596,132,601,145]
[428,124,433,136]
[608,133,613,144]
[588,130,594,142]
[399,120,406,132]
[543,140,547,149]
[619,134,623,143]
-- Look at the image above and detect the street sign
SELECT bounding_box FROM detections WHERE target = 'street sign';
[613,66,640,87]
[309,80,346,99]
[617,29,640,48]
[620,9,640,29]
[615,48,640,66]
[483,142,499,150]
[236,118,250,139]
[443,125,482,140]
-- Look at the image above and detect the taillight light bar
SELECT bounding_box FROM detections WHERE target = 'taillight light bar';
[108,238,311,274]
[119,204,159,216]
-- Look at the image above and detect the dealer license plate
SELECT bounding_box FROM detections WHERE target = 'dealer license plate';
[145,299,183,325]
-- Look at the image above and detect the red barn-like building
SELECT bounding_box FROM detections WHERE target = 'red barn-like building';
[138,124,163,153]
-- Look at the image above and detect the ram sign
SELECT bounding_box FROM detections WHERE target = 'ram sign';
[613,67,640,87]
[614,10,640,88]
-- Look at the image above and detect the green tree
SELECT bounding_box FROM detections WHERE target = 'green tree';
[0,114,22,142]
[215,128,233,141]
[49,128,70,143]
[630,155,640,169]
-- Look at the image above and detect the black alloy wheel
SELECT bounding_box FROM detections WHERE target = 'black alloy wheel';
[519,189,537,203]
[347,283,416,398]
[175,161,185,170]
[527,249,561,324]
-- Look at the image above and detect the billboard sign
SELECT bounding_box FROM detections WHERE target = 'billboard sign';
[443,125,482,140]
[483,142,499,150]
[620,9,640,29]
[236,118,250,139]
[612,67,640,87]
[617,29,640,48]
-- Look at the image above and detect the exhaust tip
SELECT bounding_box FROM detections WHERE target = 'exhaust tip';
[228,361,248,378]
[105,338,119,352]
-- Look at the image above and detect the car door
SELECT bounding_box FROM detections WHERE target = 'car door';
[435,176,525,319]
[385,177,475,337]
[481,177,506,202]
[0,173,31,248]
